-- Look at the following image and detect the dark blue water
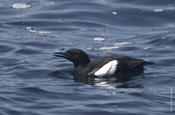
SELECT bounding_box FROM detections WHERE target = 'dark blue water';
[0,0,175,114]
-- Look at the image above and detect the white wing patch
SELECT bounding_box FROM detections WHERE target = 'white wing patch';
[94,60,118,77]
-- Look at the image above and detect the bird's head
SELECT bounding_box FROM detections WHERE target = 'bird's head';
[54,48,90,67]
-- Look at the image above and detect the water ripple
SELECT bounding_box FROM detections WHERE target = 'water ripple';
[0,0,175,115]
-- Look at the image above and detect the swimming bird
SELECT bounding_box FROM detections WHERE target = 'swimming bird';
[54,48,152,83]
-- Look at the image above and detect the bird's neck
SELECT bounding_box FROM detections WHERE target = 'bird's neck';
[74,59,90,68]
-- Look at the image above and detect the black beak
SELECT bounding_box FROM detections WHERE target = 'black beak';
[53,52,65,57]
[54,52,71,60]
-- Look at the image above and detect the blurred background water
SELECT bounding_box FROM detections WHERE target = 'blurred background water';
[0,0,175,114]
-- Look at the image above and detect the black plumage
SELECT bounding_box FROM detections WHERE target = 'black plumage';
[54,48,153,83]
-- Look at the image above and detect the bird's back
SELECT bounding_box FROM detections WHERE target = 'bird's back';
[87,54,149,81]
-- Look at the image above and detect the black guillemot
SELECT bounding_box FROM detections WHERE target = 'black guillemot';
[54,48,153,83]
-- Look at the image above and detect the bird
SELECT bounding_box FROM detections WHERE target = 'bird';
[54,48,153,83]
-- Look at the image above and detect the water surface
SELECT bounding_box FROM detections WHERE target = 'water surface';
[0,0,175,114]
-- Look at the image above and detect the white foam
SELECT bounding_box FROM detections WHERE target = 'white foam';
[12,3,31,9]
[154,9,163,13]
[112,11,117,15]
[26,27,37,33]
[38,31,51,34]
[100,46,120,50]
[26,27,51,34]
[94,37,105,42]
[144,47,151,50]
[100,42,131,51]
[114,42,131,46]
